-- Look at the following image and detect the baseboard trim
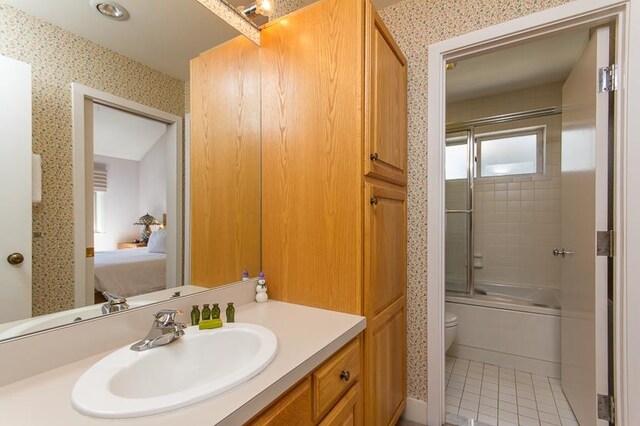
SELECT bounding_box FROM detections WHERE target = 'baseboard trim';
[402,397,428,424]
[449,344,560,378]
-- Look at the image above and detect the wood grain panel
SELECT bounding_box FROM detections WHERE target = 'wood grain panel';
[364,3,407,186]
[364,179,407,317]
[261,0,364,314]
[318,383,362,426]
[365,297,407,426]
[247,377,313,425]
[190,36,261,287]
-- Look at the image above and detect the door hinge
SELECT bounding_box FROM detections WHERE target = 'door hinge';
[598,393,615,423]
[598,64,618,93]
[597,230,615,257]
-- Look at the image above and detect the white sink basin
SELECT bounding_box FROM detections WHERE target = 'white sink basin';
[71,323,278,418]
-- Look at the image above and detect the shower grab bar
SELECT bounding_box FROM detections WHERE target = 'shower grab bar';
[445,209,473,213]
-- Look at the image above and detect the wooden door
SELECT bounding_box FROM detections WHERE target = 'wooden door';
[0,55,32,322]
[560,26,611,426]
[366,298,407,425]
[318,384,362,426]
[365,3,407,186]
[364,179,407,425]
[364,180,407,318]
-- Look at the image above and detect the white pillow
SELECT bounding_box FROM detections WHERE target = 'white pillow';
[147,228,167,254]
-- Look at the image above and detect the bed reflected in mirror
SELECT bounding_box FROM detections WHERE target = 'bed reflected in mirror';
[0,0,261,342]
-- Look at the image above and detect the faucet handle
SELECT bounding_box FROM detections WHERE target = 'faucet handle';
[153,309,183,326]
[103,291,126,304]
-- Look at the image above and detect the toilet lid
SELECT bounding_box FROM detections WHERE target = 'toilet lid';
[445,312,458,327]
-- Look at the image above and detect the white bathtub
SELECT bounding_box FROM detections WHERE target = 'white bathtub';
[446,283,561,377]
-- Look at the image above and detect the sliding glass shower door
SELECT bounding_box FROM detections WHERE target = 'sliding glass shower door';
[445,130,474,294]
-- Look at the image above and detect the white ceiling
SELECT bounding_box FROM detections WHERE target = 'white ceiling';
[3,0,241,81]
[446,29,590,102]
[93,104,167,161]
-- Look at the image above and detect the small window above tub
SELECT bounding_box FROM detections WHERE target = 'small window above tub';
[476,127,545,178]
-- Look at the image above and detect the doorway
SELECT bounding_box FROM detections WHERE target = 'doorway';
[426,2,636,425]
[71,84,183,309]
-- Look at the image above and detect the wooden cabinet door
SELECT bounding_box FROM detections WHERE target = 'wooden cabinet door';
[364,180,407,318]
[365,2,407,186]
[363,179,407,425]
[366,299,407,426]
[318,384,362,426]
[247,378,313,426]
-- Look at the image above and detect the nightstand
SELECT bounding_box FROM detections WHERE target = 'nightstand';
[117,242,147,249]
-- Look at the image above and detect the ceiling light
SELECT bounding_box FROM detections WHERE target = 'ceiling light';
[241,0,276,18]
[90,0,130,21]
[256,0,275,17]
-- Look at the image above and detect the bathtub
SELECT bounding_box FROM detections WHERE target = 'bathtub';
[446,283,561,377]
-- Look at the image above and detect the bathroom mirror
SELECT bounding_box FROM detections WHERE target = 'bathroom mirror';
[0,0,261,342]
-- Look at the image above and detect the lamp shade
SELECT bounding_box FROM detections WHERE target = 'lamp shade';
[134,213,161,226]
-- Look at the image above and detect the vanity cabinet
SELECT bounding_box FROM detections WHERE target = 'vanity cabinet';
[261,0,407,424]
[248,338,362,426]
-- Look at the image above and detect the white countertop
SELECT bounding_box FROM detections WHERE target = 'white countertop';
[0,301,365,425]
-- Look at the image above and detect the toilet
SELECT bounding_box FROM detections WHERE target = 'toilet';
[445,311,458,352]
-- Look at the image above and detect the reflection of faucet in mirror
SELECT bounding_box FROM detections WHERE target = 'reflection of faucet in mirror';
[101,292,129,314]
[130,309,186,352]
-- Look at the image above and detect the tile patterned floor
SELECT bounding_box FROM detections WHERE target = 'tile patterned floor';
[445,357,579,426]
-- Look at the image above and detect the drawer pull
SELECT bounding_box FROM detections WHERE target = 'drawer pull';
[339,370,350,382]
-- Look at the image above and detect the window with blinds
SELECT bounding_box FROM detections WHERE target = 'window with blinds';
[94,163,108,192]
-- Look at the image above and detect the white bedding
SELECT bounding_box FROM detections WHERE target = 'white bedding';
[94,248,166,298]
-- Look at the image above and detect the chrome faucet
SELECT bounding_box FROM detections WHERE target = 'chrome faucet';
[130,309,186,352]
[101,292,129,314]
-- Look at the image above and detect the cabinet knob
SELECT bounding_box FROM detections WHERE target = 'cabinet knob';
[7,253,24,265]
[370,197,379,205]
[370,152,379,161]
[340,370,351,382]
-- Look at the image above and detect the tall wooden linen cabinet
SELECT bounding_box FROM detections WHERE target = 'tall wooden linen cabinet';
[261,0,408,424]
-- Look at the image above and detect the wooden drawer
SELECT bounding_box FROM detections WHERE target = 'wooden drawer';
[318,383,362,426]
[247,377,313,425]
[312,338,361,422]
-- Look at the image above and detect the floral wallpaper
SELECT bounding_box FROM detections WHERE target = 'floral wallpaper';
[0,5,186,316]
[378,0,575,403]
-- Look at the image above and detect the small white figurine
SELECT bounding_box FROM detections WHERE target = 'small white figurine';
[255,271,268,303]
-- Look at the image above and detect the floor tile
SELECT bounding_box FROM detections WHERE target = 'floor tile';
[559,418,579,426]
[458,408,478,420]
[538,411,561,425]
[518,406,539,419]
[557,408,575,420]
[480,396,498,408]
[498,401,517,414]
[518,415,540,426]
[498,409,518,423]
[479,404,498,417]
[446,357,579,426]
[478,414,498,426]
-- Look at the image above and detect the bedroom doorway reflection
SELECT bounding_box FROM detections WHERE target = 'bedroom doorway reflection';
[72,84,184,308]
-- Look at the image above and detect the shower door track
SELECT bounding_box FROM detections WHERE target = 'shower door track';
[446,106,562,133]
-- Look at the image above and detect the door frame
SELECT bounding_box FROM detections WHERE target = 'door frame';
[426,0,639,425]
[71,83,183,308]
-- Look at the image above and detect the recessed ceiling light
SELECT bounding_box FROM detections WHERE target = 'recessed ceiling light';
[89,0,130,21]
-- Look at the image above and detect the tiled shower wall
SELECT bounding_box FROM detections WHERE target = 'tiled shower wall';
[447,82,564,290]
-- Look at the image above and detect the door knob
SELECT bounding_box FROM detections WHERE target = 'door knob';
[553,248,574,258]
[7,253,24,265]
